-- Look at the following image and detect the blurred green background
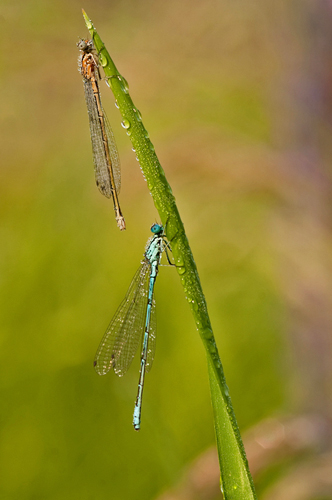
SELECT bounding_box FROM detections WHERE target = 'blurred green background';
[1,0,332,499]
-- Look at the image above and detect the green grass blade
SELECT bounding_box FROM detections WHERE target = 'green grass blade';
[208,360,256,498]
[82,10,257,499]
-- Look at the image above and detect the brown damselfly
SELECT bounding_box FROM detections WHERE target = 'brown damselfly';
[77,39,125,231]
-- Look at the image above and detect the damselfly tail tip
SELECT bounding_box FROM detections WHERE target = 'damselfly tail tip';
[133,406,141,430]
[117,216,126,231]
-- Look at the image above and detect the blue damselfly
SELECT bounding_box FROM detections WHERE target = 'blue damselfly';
[94,223,170,430]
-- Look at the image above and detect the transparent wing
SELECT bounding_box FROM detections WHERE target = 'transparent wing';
[146,297,156,373]
[83,76,121,197]
[94,260,151,376]
[103,110,121,193]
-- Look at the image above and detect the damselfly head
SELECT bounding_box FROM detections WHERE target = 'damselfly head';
[77,38,94,53]
[150,223,163,235]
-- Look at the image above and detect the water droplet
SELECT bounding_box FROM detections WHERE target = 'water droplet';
[121,119,131,129]
[176,257,184,267]
[99,53,107,67]
[85,19,93,29]
[132,147,136,152]
[120,76,129,93]
[191,300,199,313]
[143,129,150,139]
[149,142,155,152]
[108,76,118,91]
[133,108,142,122]
[108,75,124,93]
[209,342,217,354]
[126,129,132,136]
[114,101,119,109]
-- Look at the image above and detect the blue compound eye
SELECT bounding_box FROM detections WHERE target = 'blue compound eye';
[150,223,163,235]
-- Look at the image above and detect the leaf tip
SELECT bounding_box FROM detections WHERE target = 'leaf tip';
[81,9,93,30]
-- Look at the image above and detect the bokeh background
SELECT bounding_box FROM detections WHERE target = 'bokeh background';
[1,0,332,498]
